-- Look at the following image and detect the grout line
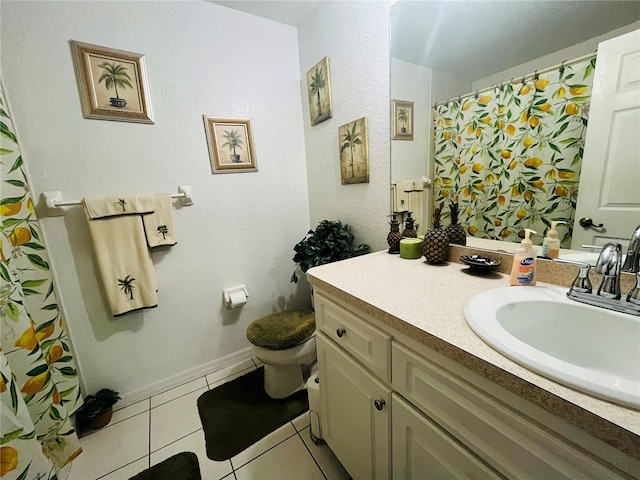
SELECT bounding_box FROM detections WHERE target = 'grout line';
[150,385,208,410]
[149,427,203,455]
[147,398,151,469]
[230,428,299,471]
[95,455,148,480]
[296,427,328,480]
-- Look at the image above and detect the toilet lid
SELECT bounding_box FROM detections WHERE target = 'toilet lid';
[246,309,316,350]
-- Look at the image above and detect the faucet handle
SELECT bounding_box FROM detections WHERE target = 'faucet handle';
[627,272,640,305]
[595,243,622,299]
[553,258,592,294]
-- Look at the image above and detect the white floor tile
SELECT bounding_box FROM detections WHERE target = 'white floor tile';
[151,377,208,408]
[150,387,207,452]
[300,426,351,480]
[205,358,256,385]
[69,413,149,480]
[292,412,311,432]
[231,422,296,469]
[234,434,325,480]
[111,399,149,425]
[100,458,149,480]
[150,429,233,480]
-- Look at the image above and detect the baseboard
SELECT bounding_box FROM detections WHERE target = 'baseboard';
[117,347,253,407]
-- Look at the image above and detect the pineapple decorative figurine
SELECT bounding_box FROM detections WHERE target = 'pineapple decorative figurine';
[423,207,449,264]
[387,214,402,254]
[445,201,466,246]
[401,212,418,238]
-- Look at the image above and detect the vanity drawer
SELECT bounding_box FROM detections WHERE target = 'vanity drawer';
[314,292,391,382]
[392,342,626,480]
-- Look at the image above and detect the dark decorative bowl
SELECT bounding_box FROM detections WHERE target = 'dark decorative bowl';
[459,255,501,275]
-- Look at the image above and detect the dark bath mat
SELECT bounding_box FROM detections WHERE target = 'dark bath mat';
[129,451,201,480]
[197,367,309,461]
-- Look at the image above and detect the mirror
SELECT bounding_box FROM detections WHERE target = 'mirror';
[390,1,640,252]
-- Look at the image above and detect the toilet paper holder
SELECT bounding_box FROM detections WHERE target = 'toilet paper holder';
[223,285,249,309]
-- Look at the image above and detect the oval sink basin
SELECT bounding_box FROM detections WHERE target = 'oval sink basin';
[464,286,640,409]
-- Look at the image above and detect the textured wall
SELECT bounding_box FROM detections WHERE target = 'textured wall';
[297,1,392,252]
[1,1,310,399]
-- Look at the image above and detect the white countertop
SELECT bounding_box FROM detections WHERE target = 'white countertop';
[307,250,640,454]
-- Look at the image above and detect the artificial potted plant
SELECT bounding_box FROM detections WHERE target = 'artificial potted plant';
[76,388,121,434]
[291,219,370,283]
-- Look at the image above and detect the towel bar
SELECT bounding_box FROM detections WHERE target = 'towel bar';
[42,185,194,216]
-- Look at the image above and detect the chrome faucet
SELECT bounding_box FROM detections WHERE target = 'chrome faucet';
[555,243,639,316]
[622,224,640,273]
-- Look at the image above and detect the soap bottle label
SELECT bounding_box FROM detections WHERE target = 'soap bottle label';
[517,257,535,284]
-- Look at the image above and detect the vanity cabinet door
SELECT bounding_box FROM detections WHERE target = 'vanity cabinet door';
[317,333,391,480]
[392,394,502,480]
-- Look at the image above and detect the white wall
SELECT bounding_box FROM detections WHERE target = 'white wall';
[1,1,311,400]
[390,58,431,183]
[297,1,392,251]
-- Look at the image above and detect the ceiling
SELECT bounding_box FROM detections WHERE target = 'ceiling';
[207,1,639,81]
[391,1,640,79]
[207,0,319,26]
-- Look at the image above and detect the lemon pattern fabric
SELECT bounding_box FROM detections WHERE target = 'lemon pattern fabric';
[433,58,595,247]
[0,83,82,478]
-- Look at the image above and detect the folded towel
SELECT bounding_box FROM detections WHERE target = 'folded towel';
[143,193,177,247]
[83,199,158,316]
[84,195,154,219]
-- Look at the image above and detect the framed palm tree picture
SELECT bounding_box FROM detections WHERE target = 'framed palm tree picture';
[392,100,413,140]
[203,117,257,174]
[306,57,332,126]
[70,40,154,123]
[338,117,369,185]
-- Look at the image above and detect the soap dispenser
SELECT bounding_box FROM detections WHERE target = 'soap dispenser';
[387,214,402,254]
[541,221,566,259]
[401,212,418,238]
[510,228,537,286]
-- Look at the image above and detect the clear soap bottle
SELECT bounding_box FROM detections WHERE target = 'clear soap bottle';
[541,221,565,259]
[510,228,537,286]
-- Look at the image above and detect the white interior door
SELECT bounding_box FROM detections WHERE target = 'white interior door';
[572,29,640,250]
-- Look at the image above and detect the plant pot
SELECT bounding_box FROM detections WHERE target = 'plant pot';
[87,407,113,429]
[109,97,127,108]
[230,154,241,163]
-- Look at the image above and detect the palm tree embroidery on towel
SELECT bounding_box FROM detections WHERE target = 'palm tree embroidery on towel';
[157,225,168,239]
[117,198,127,212]
[118,275,136,300]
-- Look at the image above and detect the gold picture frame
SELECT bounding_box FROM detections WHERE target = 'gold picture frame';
[203,117,257,174]
[338,117,369,185]
[392,99,413,140]
[306,56,332,126]
[70,40,154,124]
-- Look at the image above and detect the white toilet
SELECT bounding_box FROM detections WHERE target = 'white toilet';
[246,310,316,399]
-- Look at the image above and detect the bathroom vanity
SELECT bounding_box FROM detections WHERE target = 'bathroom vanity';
[307,251,640,479]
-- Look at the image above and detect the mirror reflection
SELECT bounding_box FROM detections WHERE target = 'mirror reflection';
[390,1,640,254]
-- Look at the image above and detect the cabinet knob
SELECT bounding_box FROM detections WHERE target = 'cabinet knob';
[336,328,346,338]
[374,399,386,411]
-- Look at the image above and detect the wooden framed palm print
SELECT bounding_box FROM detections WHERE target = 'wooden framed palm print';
[70,40,154,123]
[203,117,257,174]
[393,99,413,140]
[306,56,332,126]
[339,117,369,185]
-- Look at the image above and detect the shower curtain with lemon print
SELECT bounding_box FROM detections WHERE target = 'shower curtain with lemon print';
[1,83,82,479]
[433,58,595,246]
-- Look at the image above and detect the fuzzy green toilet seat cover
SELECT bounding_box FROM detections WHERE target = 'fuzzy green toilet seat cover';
[246,309,316,350]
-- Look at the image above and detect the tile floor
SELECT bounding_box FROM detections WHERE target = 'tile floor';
[68,357,350,480]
